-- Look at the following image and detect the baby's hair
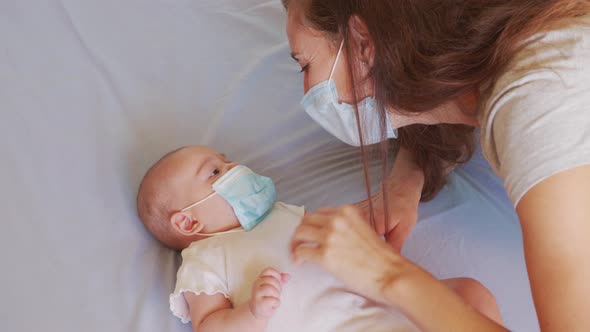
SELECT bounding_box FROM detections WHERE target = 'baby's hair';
[137,147,187,250]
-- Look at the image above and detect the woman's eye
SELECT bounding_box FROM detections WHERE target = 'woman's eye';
[210,169,220,178]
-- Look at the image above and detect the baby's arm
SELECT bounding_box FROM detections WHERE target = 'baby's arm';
[185,268,289,332]
[186,293,267,332]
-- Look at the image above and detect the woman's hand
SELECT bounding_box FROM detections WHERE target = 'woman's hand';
[290,205,415,304]
[355,148,425,251]
[289,205,507,332]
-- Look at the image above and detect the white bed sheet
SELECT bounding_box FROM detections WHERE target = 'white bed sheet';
[0,0,537,331]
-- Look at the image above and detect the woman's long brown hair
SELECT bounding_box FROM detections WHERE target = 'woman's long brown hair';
[283,0,589,217]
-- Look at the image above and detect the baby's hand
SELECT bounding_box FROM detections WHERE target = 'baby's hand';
[249,268,290,320]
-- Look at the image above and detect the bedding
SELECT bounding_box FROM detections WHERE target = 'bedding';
[0,0,537,331]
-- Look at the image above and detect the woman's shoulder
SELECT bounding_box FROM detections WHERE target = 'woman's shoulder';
[489,15,590,99]
[479,15,590,206]
[480,14,590,144]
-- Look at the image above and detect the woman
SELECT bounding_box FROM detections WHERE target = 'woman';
[285,0,590,331]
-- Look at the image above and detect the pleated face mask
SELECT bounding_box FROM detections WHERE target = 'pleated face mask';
[301,40,397,146]
[181,165,276,235]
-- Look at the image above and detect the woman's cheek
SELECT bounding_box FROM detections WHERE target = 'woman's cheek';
[303,72,311,94]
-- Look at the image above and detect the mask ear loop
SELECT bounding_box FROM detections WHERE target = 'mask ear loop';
[181,191,217,212]
[328,40,345,105]
[328,40,345,81]
[195,228,244,237]
[180,191,245,237]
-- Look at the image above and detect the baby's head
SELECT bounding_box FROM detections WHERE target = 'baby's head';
[137,146,241,250]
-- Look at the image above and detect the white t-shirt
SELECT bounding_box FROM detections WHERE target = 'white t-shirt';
[480,16,590,206]
[169,202,417,332]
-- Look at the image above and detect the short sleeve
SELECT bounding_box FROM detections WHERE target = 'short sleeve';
[169,243,229,324]
[480,20,590,207]
[484,74,590,207]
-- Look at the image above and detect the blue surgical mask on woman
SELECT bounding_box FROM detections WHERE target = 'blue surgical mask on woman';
[301,41,397,146]
[181,165,276,236]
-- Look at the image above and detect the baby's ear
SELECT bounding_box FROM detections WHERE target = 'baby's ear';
[170,212,204,235]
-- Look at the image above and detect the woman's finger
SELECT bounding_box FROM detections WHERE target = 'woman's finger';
[292,243,323,265]
[300,212,333,227]
[313,206,340,215]
[302,206,359,226]
[290,224,325,252]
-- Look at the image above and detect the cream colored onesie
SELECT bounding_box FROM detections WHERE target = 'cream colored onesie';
[169,202,417,332]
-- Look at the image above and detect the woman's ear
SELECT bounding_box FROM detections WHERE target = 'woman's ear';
[170,211,204,236]
[348,15,375,67]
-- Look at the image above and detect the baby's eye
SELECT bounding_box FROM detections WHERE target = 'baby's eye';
[210,169,220,178]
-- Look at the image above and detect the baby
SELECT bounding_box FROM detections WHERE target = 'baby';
[136,145,501,332]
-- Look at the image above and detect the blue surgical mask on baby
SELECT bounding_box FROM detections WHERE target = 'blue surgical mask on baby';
[301,41,397,146]
[181,165,276,236]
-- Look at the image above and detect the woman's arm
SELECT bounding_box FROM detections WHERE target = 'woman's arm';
[385,263,506,332]
[516,165,590,331]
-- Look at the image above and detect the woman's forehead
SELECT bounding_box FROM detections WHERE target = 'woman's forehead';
[287,11,327,47]
[286,11,305,51]
[287,17,331,55]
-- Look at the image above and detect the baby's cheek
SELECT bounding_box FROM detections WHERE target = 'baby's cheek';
[202,195,239,230]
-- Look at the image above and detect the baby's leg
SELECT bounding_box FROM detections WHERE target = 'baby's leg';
[442,278,503,325]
